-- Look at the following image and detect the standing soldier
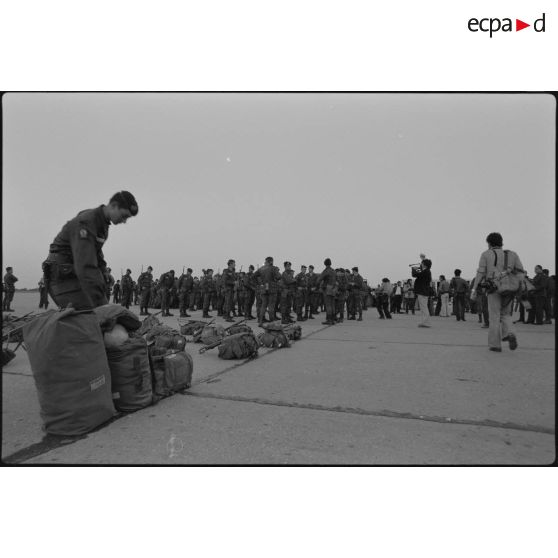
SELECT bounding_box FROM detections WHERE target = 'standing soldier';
[254,257,282,326]
[121,268,133,309]
[237,271,247,317]
[2,267,18,312]
[191,276,201,311]
[38,277,49,309]
[105,267,115,300]
[306,265,318,319]
[201,269,217,318]
[214,273,224,316]
[244,265,257,320]
[317,258,337,326]
[222,259,237,322]
[334,268,348,323]
[280,261,296,324]
[178,268,194,318]
[348,267,364,321]
[42,191,138,310]
[132,280,139,305]
[294,265,308,321]
[112,280,121,303]
[159,269,176,317]
[137,266,153,315]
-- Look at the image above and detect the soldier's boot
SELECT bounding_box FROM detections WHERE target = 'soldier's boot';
[338,311,344,323]
[357,313,363,321]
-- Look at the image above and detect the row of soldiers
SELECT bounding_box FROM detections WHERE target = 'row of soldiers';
[105,258,373,326]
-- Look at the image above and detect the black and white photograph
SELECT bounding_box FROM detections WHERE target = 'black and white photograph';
[2,92,555,465]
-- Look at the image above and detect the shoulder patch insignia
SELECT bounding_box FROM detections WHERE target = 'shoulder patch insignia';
[79,229,88,239]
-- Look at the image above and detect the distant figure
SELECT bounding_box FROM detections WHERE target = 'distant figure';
[412,259,432,328]
[121,269,133,309]
[112,280,121,303]
[43,191,138,310]
[450,269,468,322]
[438,275,450,317]
[317,258,337,325]
[137,266,153,315]
[159,269,176,317]
[38,277,49,309]
[2,267,18,312]
[377,278,392,320]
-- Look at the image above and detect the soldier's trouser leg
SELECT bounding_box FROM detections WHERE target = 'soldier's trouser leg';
[224,289,234,317]
[324,295,335,323]
[178,292,186,315]
[140,289,150,313]
[244,290,253,318]
[269,292,278,321]
[255,291,262,319]
[203,293,211,316]
[355,295,362,319]
[161,288,169,314]
[259,293,269,324]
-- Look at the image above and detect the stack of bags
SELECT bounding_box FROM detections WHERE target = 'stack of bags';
[23,305,194,436]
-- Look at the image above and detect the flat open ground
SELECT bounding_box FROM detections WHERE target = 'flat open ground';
[2,292,555,464]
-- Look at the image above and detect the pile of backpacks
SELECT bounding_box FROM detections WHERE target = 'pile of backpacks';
[23,305,193,436]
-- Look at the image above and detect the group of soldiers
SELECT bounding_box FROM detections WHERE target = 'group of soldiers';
[102,258,374,326]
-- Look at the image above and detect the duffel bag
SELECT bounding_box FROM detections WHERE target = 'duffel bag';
[200,324,226,345]
[23,309,116,435]
[150,348,194,397]
[217,332,259,359]
[153,331,187,351]
[257,330,290,348]
[107,337,153,412]
[93,303,142,333]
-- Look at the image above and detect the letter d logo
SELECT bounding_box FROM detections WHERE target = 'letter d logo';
[534,13,546,32]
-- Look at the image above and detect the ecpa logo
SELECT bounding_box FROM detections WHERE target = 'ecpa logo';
[468,12,546,38]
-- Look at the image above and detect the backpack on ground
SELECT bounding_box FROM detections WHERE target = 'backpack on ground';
[149,347,194,398]
[217,332,259,360]
[107,337,153,412]
[200,323,226,345]
[257,330,290,348]
[226,323,253,336]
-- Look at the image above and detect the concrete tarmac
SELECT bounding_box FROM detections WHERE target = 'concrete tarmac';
[2,293,555,464]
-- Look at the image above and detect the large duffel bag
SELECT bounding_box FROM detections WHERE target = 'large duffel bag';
[23,309,116,435]
[284,324,302,341]
[217,332,259,360]
[200,323,226,345]
[106,337,153,412]
[150,348,194,397]
[136,314,163,337]
[93,304,142,333]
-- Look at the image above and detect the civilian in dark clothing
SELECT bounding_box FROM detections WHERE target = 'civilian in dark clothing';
[450,269,469,321]
[527,265,547,325]
[542,269,553,324]
[412,259,432,327]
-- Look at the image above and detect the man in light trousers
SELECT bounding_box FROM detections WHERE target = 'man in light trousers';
[472,232,524,352]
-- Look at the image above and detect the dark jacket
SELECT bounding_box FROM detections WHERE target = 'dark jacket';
[412,268,432,296]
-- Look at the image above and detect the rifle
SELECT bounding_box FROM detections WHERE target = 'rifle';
[223,317,248,333]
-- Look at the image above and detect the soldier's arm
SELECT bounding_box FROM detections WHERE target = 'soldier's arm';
[69,223,108,307]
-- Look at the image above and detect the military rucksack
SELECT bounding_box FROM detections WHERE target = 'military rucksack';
[217,332,259,360]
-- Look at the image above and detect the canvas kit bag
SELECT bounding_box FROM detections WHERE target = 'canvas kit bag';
[23,309,115,435]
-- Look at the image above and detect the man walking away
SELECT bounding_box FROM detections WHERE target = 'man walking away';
[471,232,523,352]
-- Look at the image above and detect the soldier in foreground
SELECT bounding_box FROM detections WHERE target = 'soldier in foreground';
[43,191,138,310]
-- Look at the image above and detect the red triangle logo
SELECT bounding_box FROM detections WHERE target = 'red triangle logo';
[516,19,530,31]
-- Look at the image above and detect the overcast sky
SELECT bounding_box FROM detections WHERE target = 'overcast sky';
[2,93,555,288]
